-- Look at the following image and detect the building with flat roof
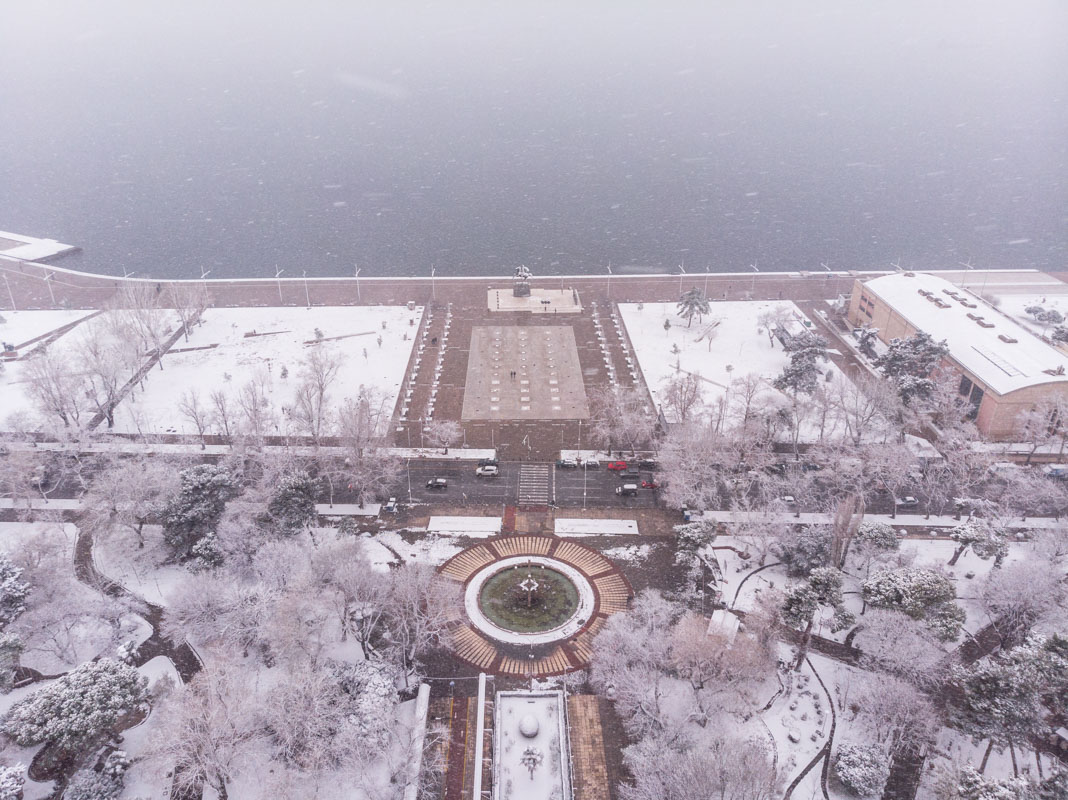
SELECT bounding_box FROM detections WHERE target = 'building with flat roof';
[848,272,1068,439]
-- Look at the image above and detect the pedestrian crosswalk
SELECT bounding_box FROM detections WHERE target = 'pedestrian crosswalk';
[518,464,552,505]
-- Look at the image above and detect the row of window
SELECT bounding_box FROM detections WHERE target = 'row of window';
[858,293,875,318]
[958,376,983,420]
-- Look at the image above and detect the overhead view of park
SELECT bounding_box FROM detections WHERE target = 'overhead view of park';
[1,3,1066,800]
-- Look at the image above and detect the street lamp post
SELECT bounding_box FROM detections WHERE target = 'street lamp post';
[678,263,686,294]
[431,265,436,303]
[704,266,710,298]
[406,459,412,503]
[749,262,759,297]
[354,264,361,302]
[275,267,285,303]
[2,273,15,311]
[44,272,56,305]
[302,270,311,308]
[606,263,612,300]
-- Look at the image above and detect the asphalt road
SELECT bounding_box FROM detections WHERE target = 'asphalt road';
[396,460,661,508]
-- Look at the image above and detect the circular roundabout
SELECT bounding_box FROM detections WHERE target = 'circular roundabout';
[439,535,632,676]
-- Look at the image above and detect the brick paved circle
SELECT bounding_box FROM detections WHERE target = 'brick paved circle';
[439,534,633,676]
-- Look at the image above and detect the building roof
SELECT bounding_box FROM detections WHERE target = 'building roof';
[862,272,1068,395]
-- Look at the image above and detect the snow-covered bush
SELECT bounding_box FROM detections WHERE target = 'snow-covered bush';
[834,743,889,797]
[65,754,129,800]
[941,765,1031,800]
[2,658,147,748]
[0,764,24,800]
[855,521,898,551]
[862,567,964,641]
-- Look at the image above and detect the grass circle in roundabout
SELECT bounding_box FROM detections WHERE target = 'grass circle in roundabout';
[464,556,596,646]
[479,564,580,633]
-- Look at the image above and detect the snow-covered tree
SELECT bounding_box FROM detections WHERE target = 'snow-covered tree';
[151,663,268,800]
[669,611,776,722]
[383,564,462,684]
[781,567,854,670]
[851,673,940,755]
[588,385,656,456]
[980,561,1066,649]
[949,634,1068,747]
[161,464,238,560]
[862,566,964,641]
[0,554,29,630]
[65,750,130,800]
[854,609,949,688]
[874,330,949,404]
[774,525,831,577]
[773,331,828,395]
[660,371,704,423]
[164,280,210,341]
[948,519,1007,566]
[591,590,681,737]
[676,287,710,327]
[855,325,880,360]
[264,470,319,535]
[292,348,344,447]
[0,765,24,800]
[423,419,462,454]
[935,764,1033,800]
[834,742,890,797]
[849,521,900,576]
[82,454,181,548]
[264,659,399,773]
[620,733,781,800]
[2,658,147,749]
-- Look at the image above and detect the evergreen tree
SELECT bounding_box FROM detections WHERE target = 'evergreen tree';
[948,519,1007,566]
[873,331,949,404]
[775,525,832,577]
[774,331,828,395]
[0,554,29,630]
[856,326,880,360]
[265,470,320,535]
[161,464,237,560]
[2,659,147,749]
[676,287,711,328]
[781,567,854,670]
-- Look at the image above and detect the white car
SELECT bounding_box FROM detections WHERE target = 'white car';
[896,496,919,507]
[475,465,499,477]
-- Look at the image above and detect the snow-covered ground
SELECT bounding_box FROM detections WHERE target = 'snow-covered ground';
[494,691,572,800]
[619,301,850,438]
[427,516,502,536]
[113,305,422,436]
[0,308,93,348]
[554,518,639,536]
[361,530,464,572]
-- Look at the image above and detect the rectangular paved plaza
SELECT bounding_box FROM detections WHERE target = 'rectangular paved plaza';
[461,326,589,420]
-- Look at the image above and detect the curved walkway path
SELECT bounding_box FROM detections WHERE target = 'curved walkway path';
[438,535,632,677]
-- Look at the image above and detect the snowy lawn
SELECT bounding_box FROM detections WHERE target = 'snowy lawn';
[360,530,464,572]
[93,523,190,607]
[619,301,850,438]
[112,305,422,436]
[0,308,94,349]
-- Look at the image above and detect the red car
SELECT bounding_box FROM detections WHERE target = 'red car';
[607,461,628,471]
[642,480,660,489]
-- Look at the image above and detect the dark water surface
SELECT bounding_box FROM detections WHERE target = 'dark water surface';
[1,1,1065,280]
